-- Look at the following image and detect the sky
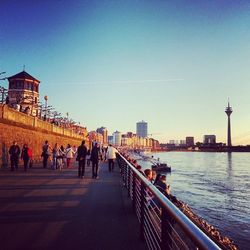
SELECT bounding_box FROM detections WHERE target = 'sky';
[1,0,250,144]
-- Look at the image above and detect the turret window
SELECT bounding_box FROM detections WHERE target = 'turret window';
[16,81,22,89]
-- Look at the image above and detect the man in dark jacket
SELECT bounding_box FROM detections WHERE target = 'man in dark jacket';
[9,141,21,171]
[21,144,31,172]
[41,140,51,168]
[91,143,100,179]
[77,140,87,178]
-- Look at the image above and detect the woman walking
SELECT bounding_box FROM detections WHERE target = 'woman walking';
[65,144,75,168]
[52,143,59,170]
[21,144,31,172]
[57,145,65,171]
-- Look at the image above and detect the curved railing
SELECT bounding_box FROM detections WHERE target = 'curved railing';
[117,153,221,250]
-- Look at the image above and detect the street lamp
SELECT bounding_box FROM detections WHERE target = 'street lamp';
[44,95,48,121]
[66,112,69,127]
[0,71,8,104]
[0,86,8,104]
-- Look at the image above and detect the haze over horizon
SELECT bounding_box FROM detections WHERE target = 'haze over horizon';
[1,1,250,145]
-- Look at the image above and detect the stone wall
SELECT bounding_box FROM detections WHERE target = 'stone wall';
[0,104,89,167]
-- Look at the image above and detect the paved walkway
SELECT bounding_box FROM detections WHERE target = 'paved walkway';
[0,162,147,250]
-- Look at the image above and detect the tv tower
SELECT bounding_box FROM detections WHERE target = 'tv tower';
[225,101,233,147]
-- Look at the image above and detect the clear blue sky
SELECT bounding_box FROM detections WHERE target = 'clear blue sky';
[1,0,250,144]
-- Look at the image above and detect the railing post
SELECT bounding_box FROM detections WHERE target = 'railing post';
[140,181,145,240]
[128,166,131,197]
[161,208,172,250]
[126,163,129,189]
[122,161,126,186]
[132,173,136,212]
[123,162,127,188]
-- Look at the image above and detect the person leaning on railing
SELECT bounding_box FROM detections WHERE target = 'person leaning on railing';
[144,169,153,182]
[154,174,171,197]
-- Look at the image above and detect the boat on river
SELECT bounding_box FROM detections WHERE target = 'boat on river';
[151,162,171,172]
[133,150,171,172]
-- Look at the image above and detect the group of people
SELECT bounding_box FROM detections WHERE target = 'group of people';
[8,139,119,179]
[41,140,118,179]
[144,169,171,196]
[41,141,77,170]
[75,141,118,179]
[120,152,171,197]
[8,141,33,172]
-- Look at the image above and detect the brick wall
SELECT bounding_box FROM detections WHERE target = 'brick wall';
[0,104,90,167]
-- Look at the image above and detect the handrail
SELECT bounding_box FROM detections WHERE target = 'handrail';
[117,152,221,250]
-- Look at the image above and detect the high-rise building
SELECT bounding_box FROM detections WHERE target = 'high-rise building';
[203,135,216,144]
[96,127,108,145]
[225,102,233,147]
[113,131,122,146]
[136,120,148,138]
[186,137,194,146]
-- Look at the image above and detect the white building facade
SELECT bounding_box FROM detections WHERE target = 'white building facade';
[113,131,122,146]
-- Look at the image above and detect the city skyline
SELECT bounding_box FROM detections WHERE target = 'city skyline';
[1,1,250,144]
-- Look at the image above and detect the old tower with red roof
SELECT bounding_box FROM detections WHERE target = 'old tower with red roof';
[7,71,40,116]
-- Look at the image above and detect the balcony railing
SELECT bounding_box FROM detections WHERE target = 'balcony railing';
[116,153,221,250]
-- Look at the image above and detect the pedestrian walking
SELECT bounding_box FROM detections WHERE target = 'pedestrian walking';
[41,140,51,168]
[106,144,118,172]
[91,143,100,179]
[28,147,33,168]
[21,143,31,172]
[65,144,75,168]
[9,141,21,171]
[52,143,59,170]
[86,149,91,166]
[76,140,87,178]
[57,145,65,171]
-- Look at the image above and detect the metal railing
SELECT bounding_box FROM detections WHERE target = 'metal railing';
[117,153,221,250]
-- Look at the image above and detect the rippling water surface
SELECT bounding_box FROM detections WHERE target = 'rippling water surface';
[139,152,250,249]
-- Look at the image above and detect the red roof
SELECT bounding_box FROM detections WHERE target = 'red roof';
[8,71,40,83]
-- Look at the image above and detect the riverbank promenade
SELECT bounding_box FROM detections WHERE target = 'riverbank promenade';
[0,162,147,250]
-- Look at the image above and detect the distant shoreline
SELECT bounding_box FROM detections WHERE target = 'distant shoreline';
[153,148,250,153]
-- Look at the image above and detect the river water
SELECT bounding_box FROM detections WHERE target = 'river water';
[139,152,250,250]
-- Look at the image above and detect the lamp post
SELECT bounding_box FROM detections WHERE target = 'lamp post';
[0,72,8,104]
[0,86,8,104]
[44,95,48,121]
[66,112,69,127]
[78,122,80,134]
